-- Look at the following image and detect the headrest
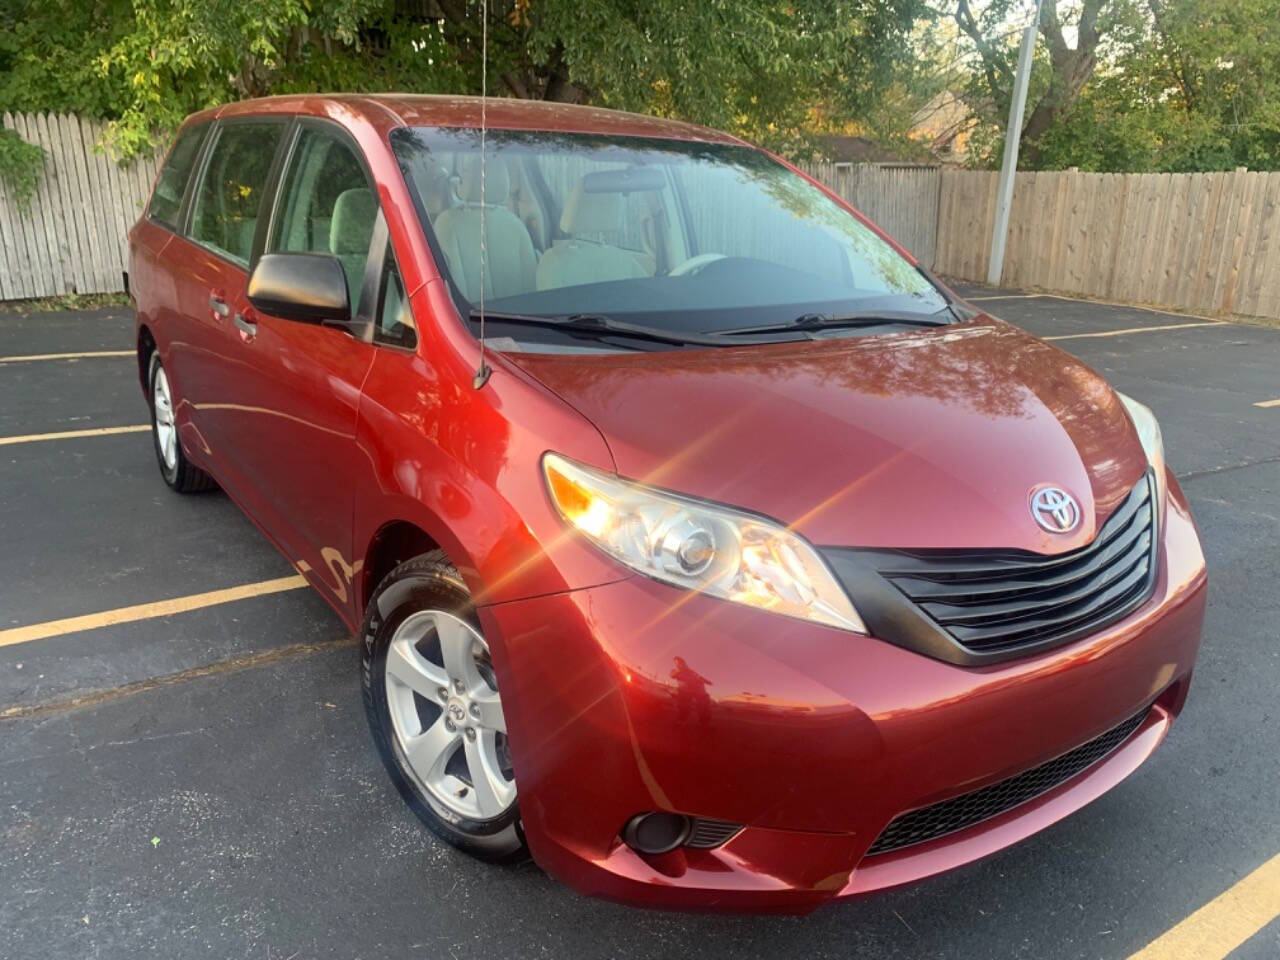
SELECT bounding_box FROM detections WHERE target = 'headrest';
[410,160,452,216]
[329,188,377,255]
[560,179,623,234]
[458,155,511,204]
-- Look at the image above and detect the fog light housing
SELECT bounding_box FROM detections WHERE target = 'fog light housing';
[622,812,691,855]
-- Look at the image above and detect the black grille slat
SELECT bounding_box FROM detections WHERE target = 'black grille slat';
[894,508,1150,604]
[865,705,1150,856]
[871,476,1157,657]
[877,481,1151,581]
[949,558,1151,650]
[923,531,1151,626]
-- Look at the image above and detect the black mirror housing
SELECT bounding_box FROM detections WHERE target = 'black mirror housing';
[247,253,352,325]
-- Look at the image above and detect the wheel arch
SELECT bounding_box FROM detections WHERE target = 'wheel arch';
[137,324,157,396]
[360,518,444,616]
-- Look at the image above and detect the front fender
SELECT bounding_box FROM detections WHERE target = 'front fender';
[352,327,626,622]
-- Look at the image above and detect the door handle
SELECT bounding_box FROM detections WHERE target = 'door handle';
[209,294,230,317]
[233,312,258,339]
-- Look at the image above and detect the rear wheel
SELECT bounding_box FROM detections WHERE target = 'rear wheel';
[361,551,525,862]
[148,353,216,493]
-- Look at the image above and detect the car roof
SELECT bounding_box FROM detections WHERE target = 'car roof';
[189,94,746,146]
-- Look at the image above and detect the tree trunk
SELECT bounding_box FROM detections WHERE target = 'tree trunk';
[1020,48,1098,165]
[540,43,589,103]
[955,0,1108,167]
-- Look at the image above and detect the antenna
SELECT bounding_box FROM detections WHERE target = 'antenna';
[472,0,492,389]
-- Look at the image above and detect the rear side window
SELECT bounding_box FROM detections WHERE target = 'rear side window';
[148,125,207,229]
[189,122,285,265]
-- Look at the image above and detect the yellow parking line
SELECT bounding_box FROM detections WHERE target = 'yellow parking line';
[1255,398,1280,408]
[967,294,1044,301]
[1128,851,1280,959]
[0,575,309,648]
[1045,322,1222,342]
[0,424,150,446]
[0,350,133,363]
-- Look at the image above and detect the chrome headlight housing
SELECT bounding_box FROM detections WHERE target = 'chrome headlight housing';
[543,453,866,633]
[1117,392,1167,513]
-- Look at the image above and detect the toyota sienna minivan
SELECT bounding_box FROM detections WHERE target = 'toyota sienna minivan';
[127,94,1207,912]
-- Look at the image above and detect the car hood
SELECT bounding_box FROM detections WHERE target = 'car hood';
[507,318,1149,552]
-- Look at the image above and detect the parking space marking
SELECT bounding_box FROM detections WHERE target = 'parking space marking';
[1255,398,1280,408]
[964,290,1220,320]
[0,424,149,446]
[0,575,308,648]
[0,350,133,363]
[1128,851,1280,959]
[1044,322,1223,342]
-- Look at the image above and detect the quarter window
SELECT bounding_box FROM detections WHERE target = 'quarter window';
[189,122,284,265]
[148,124,207,229]
[376,247,417,349]
[270,126,376,316]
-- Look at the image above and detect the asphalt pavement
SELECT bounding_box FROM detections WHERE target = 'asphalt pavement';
[1,288,1277,959]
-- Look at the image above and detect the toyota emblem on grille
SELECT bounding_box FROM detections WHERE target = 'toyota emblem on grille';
[1030,486,1080,533]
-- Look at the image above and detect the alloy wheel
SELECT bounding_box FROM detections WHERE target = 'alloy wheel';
[383,610,516,821]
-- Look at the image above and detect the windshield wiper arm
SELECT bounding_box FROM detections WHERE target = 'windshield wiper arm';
[720,306,958,336]
[470,310,799,348]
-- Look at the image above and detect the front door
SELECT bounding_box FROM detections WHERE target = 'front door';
[222,122,380,613]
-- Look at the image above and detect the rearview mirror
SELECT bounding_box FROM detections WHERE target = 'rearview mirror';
[247,253,352,325]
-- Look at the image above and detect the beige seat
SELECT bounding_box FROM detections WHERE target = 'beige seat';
[433,158,537,301]
[536,178,649,291]
[329,187,377,310]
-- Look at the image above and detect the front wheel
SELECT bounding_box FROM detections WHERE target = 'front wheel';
[361,551,525,862]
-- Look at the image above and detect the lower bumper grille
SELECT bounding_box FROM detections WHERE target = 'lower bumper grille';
[865,705,1150,856]
[686,817,742,849]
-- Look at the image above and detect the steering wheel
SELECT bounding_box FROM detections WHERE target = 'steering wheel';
[668,253,727,277]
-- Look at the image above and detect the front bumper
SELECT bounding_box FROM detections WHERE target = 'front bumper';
[478,481,1207,912]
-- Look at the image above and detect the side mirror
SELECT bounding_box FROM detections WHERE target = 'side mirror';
[247,253,352,326]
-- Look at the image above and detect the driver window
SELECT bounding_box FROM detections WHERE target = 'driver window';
[270,126,376,316]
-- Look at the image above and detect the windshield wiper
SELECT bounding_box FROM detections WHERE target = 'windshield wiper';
[719,306,959,336]
[470,310,800,348]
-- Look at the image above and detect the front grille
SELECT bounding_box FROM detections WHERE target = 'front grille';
[686,817,742,849]
[872,475,1156,655]
[866,705,1150,856]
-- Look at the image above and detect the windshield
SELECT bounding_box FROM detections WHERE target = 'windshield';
[391,127,947,348]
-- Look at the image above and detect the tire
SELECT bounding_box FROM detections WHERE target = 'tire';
[148,353,217,493]
[361,550,526,863]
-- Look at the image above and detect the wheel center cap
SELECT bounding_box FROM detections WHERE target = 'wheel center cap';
[447,699,467,724]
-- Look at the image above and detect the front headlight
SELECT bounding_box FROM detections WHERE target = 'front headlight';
[1117,392,1167,509]
[543,453,866,633]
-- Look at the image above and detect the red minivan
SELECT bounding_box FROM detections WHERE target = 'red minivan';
[127,95,1207,912]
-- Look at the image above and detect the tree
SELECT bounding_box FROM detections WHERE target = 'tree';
[0,0,926,159]
[1033,0,1280,170]
[953,0,1115,166]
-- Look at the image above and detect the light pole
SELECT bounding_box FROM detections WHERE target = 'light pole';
[987,0,1045,287]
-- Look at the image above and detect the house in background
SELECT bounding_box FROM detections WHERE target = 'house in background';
[818,91,977,165]
[909,90,976,162]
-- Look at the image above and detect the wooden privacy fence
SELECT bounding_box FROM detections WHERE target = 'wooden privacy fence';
[934,167,1280,321]
[801,162,941,269]
[0,113,160,300]
[1,111,1279,322]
